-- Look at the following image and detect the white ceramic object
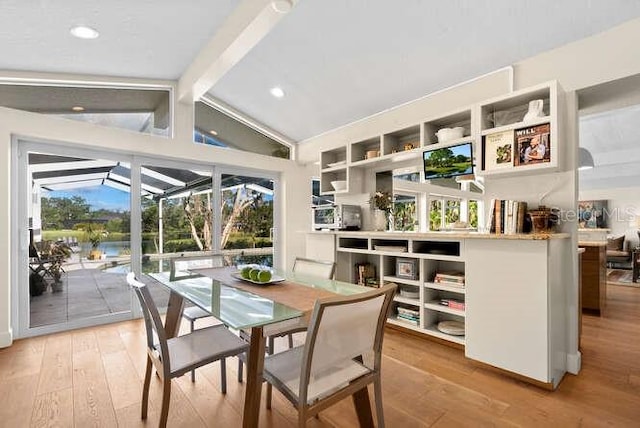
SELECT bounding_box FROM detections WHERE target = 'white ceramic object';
[330,180,347,191]
[523,99,544,122]
[435,127,465,143]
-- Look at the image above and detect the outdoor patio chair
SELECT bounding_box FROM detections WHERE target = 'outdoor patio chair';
[126,272,248,428]
[29,241,68,283]
[262,282,396,427]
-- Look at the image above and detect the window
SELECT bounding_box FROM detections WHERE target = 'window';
[0,84,171,136]
[429,196,481,231]
[195,101,291,159]
[393,193,417,231]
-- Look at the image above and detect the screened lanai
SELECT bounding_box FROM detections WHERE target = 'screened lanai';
[27,152,275,329]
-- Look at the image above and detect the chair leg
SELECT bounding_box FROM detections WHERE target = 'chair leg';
[190,319,196,382]
[237,355,243,383]
[288,333,294,349]
[298,408,307,428]
[159,378,171,428]
[141,357,153,420]
[266,336,275,409]
[220,358,227,394]
[373,376,385,428]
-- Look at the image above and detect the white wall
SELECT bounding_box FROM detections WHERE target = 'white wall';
[579,187,640,248]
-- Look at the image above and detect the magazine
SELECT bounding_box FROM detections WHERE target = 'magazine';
[514,123,551,167]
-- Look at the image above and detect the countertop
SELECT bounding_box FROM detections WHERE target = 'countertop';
[309,230,570,240]
[578,241,607,247]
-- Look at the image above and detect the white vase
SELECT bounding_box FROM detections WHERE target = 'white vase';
[373,210,387,231]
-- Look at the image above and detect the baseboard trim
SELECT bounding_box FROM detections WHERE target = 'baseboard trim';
[567,351,581,374]
[0,328,13,348]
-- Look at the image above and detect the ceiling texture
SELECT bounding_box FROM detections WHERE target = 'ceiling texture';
[2,0,640,183]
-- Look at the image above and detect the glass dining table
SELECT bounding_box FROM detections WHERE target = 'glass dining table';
[147,267,374,428]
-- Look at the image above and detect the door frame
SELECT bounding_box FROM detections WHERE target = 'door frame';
[12,141,281,338]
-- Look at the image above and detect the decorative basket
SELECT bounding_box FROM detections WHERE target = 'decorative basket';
[528,205,559,233]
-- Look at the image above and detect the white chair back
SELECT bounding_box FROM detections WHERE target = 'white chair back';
[293,257,335,279]
[126,272,170,377]
[170,254,223,279]
[299,283,396,402]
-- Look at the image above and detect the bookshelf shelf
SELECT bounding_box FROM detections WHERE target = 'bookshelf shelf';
[424,281,466,294]
[393,295,420,306]
[424,301,465,317]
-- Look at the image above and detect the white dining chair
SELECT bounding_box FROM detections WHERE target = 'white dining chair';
[126,272,248,428]
[262,282,397,427]
[171,254,226,382]
[237,257,336,387]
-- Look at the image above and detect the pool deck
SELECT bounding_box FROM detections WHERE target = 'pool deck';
[29,248,273,328]
[30,254,169,328]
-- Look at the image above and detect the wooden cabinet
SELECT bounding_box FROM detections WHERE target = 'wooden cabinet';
[579,244,606,314]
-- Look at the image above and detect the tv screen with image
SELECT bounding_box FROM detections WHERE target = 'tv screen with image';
[423,142,474,180]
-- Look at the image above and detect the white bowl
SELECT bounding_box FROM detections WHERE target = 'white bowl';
[435,127,465,143]
[330,180,347,191]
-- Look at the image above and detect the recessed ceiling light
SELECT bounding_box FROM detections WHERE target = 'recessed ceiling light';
[70,25,100,39]
[71,106,85,112]
[209,129,218,136]
[271,0,293,13]
[270,87,285,98]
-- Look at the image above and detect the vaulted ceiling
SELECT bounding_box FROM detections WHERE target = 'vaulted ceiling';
[3,0,640,143]
[3,0,640,193]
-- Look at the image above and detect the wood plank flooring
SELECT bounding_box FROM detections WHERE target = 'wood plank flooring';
[1,283,639,427]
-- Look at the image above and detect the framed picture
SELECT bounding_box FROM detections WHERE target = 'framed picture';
[578,200,608,229]
[396,258,417,280]
[482,129,514,171]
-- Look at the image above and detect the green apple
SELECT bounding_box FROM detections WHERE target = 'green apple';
[241,266,252,279]
[257,270,272,283]
[249,269,261,281]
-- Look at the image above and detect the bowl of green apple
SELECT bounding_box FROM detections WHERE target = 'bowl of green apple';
[235,265,283,285]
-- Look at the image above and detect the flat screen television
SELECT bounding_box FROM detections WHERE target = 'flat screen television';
[423,142,474,180]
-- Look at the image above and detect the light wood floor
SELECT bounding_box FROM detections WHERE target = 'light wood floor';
[1,283,639,427]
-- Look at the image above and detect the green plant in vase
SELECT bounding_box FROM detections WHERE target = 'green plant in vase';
[369,191,393,231]
[82,224,107,260]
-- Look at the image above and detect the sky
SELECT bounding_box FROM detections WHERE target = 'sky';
[45,185,130,212]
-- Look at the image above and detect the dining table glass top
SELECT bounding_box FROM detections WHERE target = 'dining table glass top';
[148,268,367,330]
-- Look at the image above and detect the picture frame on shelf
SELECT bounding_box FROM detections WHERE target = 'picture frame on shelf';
[396,258,417,280]
[482,129,514,171]
[514,123,551,167]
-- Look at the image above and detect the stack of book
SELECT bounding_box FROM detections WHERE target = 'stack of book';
[439,298,465,310]
[396,307,419,325]
[487,199,529,235]
[433,271,465,286]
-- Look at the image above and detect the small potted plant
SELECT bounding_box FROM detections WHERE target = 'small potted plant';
[84,224,106,260]
[48,241,71,291]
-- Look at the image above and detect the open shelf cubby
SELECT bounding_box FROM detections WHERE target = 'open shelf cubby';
[480,86,551,131]
[351,136,382,163]
[412,240,460,257]
[382,125,421,155]
[423,109,472,146]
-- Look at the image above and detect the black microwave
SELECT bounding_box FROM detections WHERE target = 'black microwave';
[312,204,362,230]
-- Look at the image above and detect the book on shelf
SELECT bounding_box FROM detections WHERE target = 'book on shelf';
[488,199,529,235]
[355,262,376,286]
[396,314,419,325]
[439,298,465,310]
[433,271,465,285]
[397,307,419,317]
[514,123,551,167]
